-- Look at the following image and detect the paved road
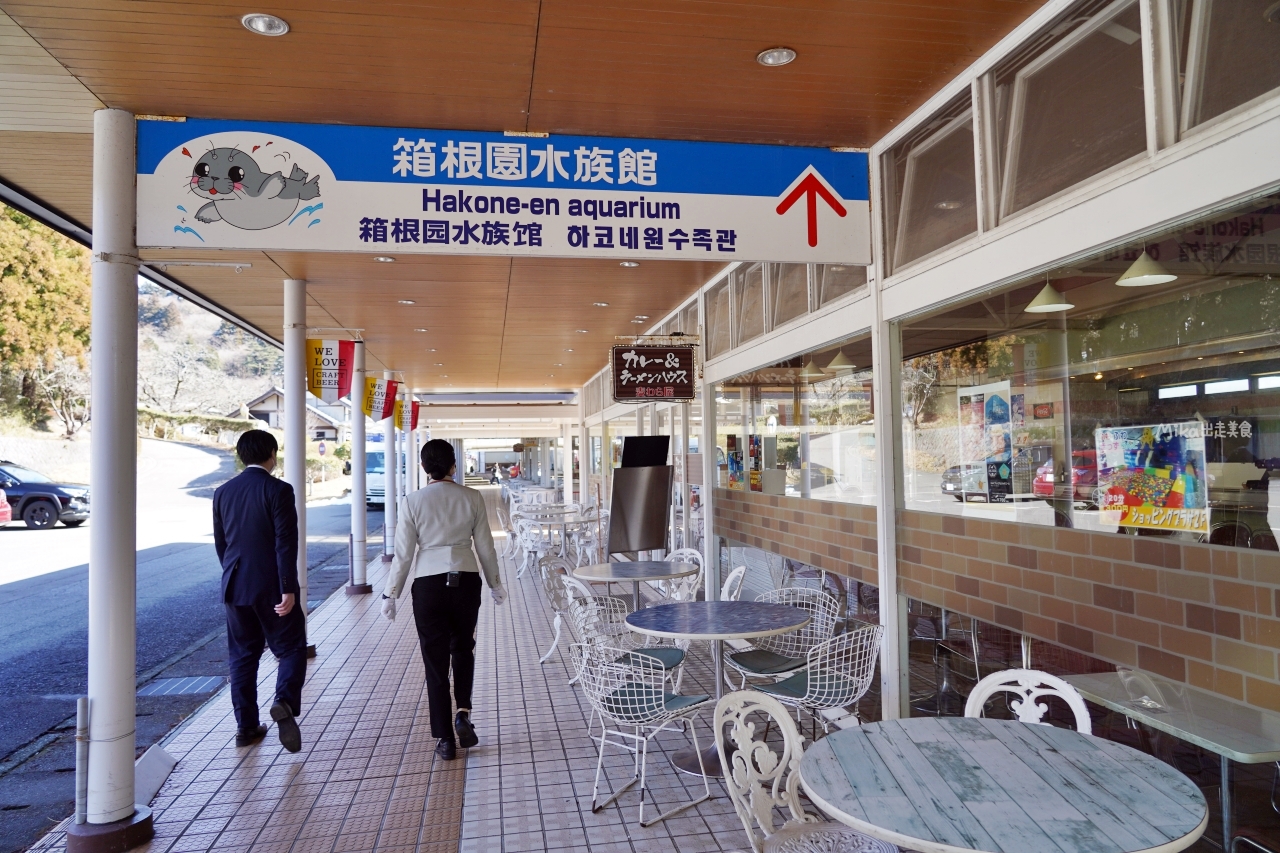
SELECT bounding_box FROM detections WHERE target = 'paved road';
[0,438,384,853]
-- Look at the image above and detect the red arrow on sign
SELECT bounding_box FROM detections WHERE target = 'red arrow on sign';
[776,171,847,247]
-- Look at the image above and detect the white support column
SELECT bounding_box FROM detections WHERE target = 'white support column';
[578,402,589,507]
[451,439,465,485]
[399,384,411,500]
[382,370,397,559]
[283,279,309,652]
[539,438,551,486]
[562,421,573,503]
[82,108,146,834]
[701,383,719,601]
[680,402,690,550]
[348,342,370,594]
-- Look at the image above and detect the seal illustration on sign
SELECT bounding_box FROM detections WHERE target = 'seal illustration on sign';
[188,147,320,230]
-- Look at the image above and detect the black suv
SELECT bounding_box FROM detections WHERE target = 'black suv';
[0,461,90,530]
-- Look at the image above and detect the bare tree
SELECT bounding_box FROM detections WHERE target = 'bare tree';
[32,352,90,438]
[901,353,942,431]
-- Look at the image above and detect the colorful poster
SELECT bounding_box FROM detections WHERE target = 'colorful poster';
[1095,422,1209,535]
[394,398,420,431]
[958,382,1012,502]
[306,339,355,403]
[726,434,744,490]
[362,376,398,421]
[1033,403,1054,420]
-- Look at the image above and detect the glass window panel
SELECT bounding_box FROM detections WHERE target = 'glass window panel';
[882,91,979,271]
[898,190,1280,553]
[770,263,809,327]
[681,302,698,338]
[706,279,731,357]
[735,264,765,346]
[1182,0,1280,131]
[817,264,868,306]
[995,0,1146,218]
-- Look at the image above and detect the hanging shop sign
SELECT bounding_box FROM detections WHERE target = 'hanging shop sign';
[305,339,354,403]
[1096,422,1210,536]
[362,377,398,421]
[394,398,420,432]
[611,345,696,402]
[136,118,870,264]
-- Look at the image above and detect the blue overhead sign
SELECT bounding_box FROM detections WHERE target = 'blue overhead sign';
[136,118,870,263]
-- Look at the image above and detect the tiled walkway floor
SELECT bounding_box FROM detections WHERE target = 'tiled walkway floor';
[31,527,847,853]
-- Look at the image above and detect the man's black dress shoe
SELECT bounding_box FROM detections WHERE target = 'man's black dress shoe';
[235,724,268,748]
[271,701,302,753]
[455,711,478,749]
[435,738,457,760]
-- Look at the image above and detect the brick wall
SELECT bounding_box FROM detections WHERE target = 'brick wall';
[897,509,1280,711]
[713,488,877,588]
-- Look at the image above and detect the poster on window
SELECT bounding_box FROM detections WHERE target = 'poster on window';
[305,339,355,403]
[362,377,398,421]
[958,381,1013,503]
[1095,422,1209,535]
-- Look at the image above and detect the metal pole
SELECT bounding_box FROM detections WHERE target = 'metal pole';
[85,108,140,827]
[348,341,370,594]
[578,402,589,507]
[701,382,718,601]
[451,439,465,485]
[74,697,89,824]
[283,279,311,656]
[872,285,906,719]
[681,402,691,550]
[399,384,411,498]
[383,370,397,558]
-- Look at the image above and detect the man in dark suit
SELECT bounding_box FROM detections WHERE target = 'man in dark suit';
[213,430,305,752]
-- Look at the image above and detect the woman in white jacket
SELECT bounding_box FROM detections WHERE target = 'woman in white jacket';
[381,439,506,760]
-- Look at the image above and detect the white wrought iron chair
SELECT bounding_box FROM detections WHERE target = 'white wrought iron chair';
[515,517,557,578]
[963,668,1093,734]
[721,564,748,603]
[660,547,704,602]
[571,643,712,827]
[537,555,575,665]
[714,691,898,853]
[756,623,883,735]
[725,587,840,690]
[495,505,519,559]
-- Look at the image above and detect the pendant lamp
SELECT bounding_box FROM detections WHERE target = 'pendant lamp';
[1116,250,1177,287]
[799,359,826,381]
[1024,282,1074,314]
[825,350,855,372]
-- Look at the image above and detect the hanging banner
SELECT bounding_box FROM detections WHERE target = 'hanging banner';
[611,345,696,402]
[394,399,420,431]
[136,118,870,264]
[305,339,355,403]
[1096,422,1209,535]
[362,376,398,421]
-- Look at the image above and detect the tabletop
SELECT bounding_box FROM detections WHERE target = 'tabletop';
[625,600,811,641]
[1064,671,1280,764]
[800,717,1207,853]
[574,561,698,583]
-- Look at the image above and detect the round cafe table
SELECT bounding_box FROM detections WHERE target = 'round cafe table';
[573,560,698,611]
[626,600,811,777]
[799,717,1208,853]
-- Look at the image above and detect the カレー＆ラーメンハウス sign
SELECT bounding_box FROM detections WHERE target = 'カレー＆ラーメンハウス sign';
[612,346,695,402]
[137,118,869,265]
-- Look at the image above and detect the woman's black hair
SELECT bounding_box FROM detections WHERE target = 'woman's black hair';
[421,439,456,481]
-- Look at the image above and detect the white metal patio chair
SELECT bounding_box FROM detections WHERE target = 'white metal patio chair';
[659,547,704,602]
[536,555,575,665]
[571,643,712,827]
[714,690,898,853]
[495,505,519,559]
[725,587,840,690]
[756,622,883,735]
[963,668,1093,734]
[564,577,686,680]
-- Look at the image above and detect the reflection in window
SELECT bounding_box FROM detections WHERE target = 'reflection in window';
[898,192,1280,554]
[716,334,875,506]
[735,263,765,346]
[994,0,1146,218]
[681,302,698,338]
[817,264,868,306]
[706,279,731,357]
[1180,0,1280,132]
[883,91,978,271]
[770,263,809,328]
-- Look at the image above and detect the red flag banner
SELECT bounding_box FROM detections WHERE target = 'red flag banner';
[306,339,355,402]
[362,376,398,421]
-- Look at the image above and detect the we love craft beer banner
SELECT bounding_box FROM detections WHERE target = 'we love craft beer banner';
[362,376,398,421]
[395,399,420,431]
[306,339,355,403]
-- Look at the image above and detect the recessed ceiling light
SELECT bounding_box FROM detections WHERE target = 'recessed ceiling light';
[757,47,796,67]
[548,374,555,377]
[631,319,645,324]
[373,255,395,263]
[934,200,963,210]
[398,299,416,305]
[593,302,610,307]
[619,261,640,268]
[553,363,563,367]
[429,348,437,352]
[634,314,649,320]
[564,348,574,353]
[434,363,444,366]
[414,328,428,332]
[241,12,289,36]
[576,329,589,333]
[440,375,448,378]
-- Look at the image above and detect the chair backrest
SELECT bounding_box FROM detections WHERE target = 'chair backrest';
[564,580,633,650]
[720,565,747,602]
[496,505,514,534]
[573,643,667,725]
[752,587,840,660]
[664,547,705,601]
[964,668,1092,734]
[800,623,883,709]
[713,690,815,852]
[538,555,574,616]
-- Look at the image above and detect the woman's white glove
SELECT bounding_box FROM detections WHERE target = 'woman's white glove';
[491,586,507,606]
[381,596,396,621]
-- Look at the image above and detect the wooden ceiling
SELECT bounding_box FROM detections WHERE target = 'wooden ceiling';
[0,0,1047,390]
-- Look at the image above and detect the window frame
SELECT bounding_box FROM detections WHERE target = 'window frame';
[892,107,979,270]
